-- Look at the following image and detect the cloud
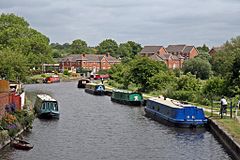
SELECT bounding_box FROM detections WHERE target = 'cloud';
[0,0,240,47]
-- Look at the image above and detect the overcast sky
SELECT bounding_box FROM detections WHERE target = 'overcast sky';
[1,0,240,47]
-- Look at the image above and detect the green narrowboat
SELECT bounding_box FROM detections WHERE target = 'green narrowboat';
[34,94,59,119]
[111,89,143,106]
[84,83,105,95]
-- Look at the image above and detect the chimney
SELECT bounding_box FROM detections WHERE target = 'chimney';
[106,53,110,57]
[83,53,85,57]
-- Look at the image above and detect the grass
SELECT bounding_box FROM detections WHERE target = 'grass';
[215,117,240,144]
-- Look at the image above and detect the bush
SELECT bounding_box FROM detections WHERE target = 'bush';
[63,70,70,76]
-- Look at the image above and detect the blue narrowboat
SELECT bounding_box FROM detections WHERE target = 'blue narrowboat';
[144,97,207,128]
[34,94,59,119]
[84,83,105,95]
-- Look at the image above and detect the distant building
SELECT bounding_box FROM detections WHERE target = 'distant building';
[139,45,186,69]
[139,46,168,56]
[59,53,120,72]
[208,46,224,57]
[166,45,199,59]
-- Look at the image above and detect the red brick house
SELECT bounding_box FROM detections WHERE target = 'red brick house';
[139,46,168,56]
[166,45,199,59]
[140,46,184,69]
[59,53,120,72]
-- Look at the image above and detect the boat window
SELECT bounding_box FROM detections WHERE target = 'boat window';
[42,103,46,110]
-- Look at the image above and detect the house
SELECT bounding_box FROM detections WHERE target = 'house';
[166,45,199,59]
[139,46,184,69]
[208,46,224,57]
[59,53,120,72]
[139,46,168,56]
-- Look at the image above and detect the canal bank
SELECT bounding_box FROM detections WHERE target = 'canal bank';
[208,118,240,160]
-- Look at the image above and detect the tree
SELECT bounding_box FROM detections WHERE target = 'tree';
[0,49,28,81]
[202,76,225,98]
[147,70,177,92]
[182,57,212,79]
[0,13,52,67]
[70,39,88,54]
[116,43,132,58]
[97,39,118,56]
[197,44,209,52]
[127,56,167,91]
[127,41,142,56]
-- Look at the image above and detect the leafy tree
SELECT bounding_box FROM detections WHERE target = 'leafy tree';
[0,13,52,67]
[70,39,88,54]
[97,39,118,56]
[182,57,212,79]
[202,76,225,98]
[116,43,132,58]
[196,51,212,62]
[127,41,142,56]
[197,44,209,52]
[147,70,177,92]
[0,49,28,81]
[127,56,167,91]
[177,73,201,91]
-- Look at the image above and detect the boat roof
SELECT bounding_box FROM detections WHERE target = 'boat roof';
[112,89,140,94]
[148,97,193,109]
[37,94,57,102]
[86,83,104,86]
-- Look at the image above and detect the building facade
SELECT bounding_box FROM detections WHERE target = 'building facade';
[59,53,120,72]
[140,44,198,69]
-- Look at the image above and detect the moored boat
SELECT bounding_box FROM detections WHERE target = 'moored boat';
[111,89,143,106]
[77,78,91,88]
[43,75,60,83]
[144,97,207,128]
[34,94,60,119]
[84,83,105,95]
[11,139,33,150]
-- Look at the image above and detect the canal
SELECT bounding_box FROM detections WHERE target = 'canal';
[0,81,233,160]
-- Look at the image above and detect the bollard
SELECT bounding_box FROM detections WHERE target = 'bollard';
[230,100,232,118]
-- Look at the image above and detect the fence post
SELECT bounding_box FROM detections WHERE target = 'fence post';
[230,99,232,118]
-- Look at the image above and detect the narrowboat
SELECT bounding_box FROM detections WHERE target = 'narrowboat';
[144,97,207,128]
[111,89,143,106]
[84,83,105,95]
[34,94,59,119]
[43,75,60,83]
[77,78,91,88]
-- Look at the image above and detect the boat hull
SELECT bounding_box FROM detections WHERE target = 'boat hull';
[37,111,60,119]
[11,140,33,150]
[111,97,142,106]
[85,88,105,96]
[144,107,207,128]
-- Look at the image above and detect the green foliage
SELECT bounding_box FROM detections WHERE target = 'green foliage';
[127,41,142,56]
[116,43,132,58]
[127,56,167,91]
[182,57,212,79]
[197,44,209,52]
[147,70,177,92]
[202,76,225,98]
[177,73,202,91]
[63,70,70,76]
[70,39,88,54]
[0,13,53,81]
[97,39,118,56]
[196,51,212,62]
[0,49,28,81]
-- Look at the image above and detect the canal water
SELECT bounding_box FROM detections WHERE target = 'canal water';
[0,81,233,160]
